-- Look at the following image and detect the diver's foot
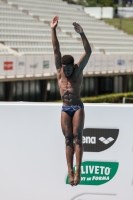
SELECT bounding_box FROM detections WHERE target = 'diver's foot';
[74,173,81,186]
[68,171,74,186]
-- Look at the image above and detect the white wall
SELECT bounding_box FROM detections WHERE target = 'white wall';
[118,7,133,18]
[0,102,133,200]
[84,7,114,19]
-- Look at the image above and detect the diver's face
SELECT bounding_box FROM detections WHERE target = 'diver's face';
[62,64,74,77]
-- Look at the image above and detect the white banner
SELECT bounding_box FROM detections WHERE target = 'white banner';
[34,55,43,76]
[127,55,133,72]
[100,54,107,73]
[115,55,127,73]
[0,54,133,79]
[16,56,26,77]
[0,56,16,78]
[43,55,53,76]
[0,103,133,200]
[107,55,116,73]
[0,56,7,77]
[88,55,95,74]
[26,56,36,77]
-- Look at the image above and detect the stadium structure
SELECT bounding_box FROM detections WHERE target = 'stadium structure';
[0,0,133,101]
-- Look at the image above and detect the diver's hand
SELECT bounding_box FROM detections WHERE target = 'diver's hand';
[51,15,58,29]
[72,22,83,34]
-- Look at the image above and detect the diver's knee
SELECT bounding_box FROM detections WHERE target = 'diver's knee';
[74,134,82,145]
[65,135,73,146]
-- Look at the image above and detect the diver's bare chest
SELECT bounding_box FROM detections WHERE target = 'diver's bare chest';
[58,69,82,88]
[60,78,77,85]
[59,75,81,88]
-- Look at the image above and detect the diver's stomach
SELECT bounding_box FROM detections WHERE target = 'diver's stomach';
[61,94,82,106]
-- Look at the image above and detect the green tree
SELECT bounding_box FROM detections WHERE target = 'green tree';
[63,0,115,7]
[85,0,97,7]
[62,0,76,4]
[99,0,114,6]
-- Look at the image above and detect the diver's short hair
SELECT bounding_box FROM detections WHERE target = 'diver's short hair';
[61,55,74,65]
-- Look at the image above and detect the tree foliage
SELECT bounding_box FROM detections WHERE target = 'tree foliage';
[63,0,115,7]
[85,0,97,7]
[99,0,114,7]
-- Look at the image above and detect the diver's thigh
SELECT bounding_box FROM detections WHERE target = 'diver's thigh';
[61,111,73,136]
[72,108,85,136]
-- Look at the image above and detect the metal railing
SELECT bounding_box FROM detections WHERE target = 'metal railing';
[123,97,133,103]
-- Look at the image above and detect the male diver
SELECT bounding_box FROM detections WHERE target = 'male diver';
[51,15,92,186]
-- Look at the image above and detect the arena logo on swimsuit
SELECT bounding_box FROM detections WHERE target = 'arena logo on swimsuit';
[83,128,119,152]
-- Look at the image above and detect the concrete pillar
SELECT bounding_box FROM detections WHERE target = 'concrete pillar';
[16,81,23,101]
[5,82,14,101]
[114,76,124,93]
[114,76,119,93]
[40,80,48,102]
[118,76,123,93]
[94,77,98,96]
[123,75,128,93]
[0,82,5,101]
[50,79,56,100]
[84,77,89,97]
[128,75,133,92]
[29,81,36,102]
[55,79,61,100]
[22,81,30,101]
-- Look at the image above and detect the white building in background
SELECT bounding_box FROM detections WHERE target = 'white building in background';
[84,7,114,19]
[118,7,133,17]
[0,0,133,101]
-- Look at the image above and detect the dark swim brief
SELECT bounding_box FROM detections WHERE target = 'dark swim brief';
[62,102,84,116]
